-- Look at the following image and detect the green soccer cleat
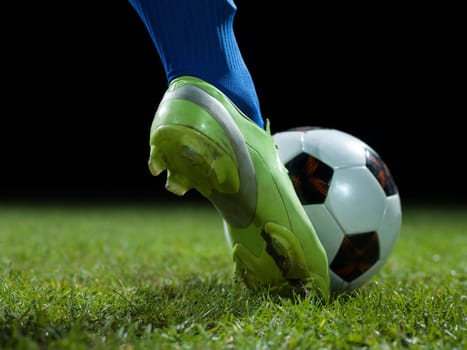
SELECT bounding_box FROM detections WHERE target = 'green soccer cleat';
[148,76,330,301]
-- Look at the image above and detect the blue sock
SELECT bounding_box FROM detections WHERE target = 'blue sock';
[128,0,264,129]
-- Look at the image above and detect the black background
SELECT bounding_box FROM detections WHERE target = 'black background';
[1,1,464,204]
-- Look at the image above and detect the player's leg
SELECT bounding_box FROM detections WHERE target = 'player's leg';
[127,0,263,129]
[127,0,330,300]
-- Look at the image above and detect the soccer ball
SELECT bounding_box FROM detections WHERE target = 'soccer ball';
[272,126,402,293]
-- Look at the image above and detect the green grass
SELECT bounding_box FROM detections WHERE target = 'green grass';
[0,200,465,349]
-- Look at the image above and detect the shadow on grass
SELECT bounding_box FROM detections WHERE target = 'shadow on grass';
[0,273,284,348]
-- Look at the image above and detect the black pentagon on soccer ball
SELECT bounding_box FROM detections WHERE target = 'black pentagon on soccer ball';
[330,232,380,282]
[285,152,333,204]
[365,148,398,196]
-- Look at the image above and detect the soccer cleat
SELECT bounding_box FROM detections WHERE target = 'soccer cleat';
[148,76,330,301]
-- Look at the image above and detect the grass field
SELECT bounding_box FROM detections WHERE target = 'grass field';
[0,199,465,349]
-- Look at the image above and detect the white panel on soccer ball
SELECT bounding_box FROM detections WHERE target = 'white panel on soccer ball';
[303,204,344,262]
[326,167,386,233]
[329,270,348,293]
[273,131,304,162]
[302,129,367,168]
[378,195,402,260]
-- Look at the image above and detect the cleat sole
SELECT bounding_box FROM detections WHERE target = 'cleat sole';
[149,125,240,198]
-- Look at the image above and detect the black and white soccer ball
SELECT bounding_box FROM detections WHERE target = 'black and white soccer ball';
[273,127,402,293]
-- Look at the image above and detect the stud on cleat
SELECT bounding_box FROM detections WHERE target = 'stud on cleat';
[165,170,191,196]
[231,242,284,288]
[148,151,166,176]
